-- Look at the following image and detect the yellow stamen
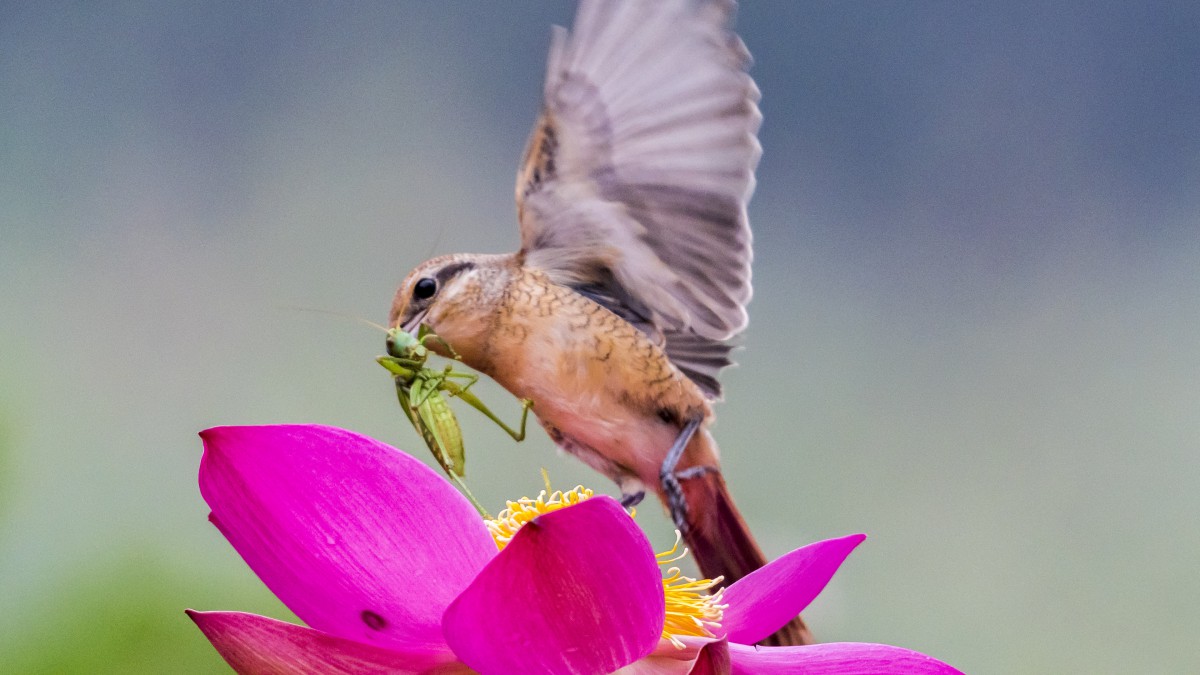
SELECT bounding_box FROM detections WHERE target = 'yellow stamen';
[484,485,725,647]
[657,531,726,647]
[487,485,596,551]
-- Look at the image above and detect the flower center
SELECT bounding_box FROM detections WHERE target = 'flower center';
[656,532,726,647]
[486,486,725,647]
[486,485,596,550]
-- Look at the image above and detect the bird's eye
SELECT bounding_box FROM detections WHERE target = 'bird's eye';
[413,277,437,300]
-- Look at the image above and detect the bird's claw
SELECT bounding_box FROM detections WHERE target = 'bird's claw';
[661,464,718,534]
[619,490,646,510]
[659,415,705,534]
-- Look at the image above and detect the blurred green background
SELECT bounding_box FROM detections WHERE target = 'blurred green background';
[2,2,1197,673]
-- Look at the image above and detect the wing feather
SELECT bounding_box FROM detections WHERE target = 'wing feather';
[515,0,759,398]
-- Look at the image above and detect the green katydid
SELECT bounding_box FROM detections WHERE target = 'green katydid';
[376,323,532,515]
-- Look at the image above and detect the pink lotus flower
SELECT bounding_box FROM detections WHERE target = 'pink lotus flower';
[189,424,962,674]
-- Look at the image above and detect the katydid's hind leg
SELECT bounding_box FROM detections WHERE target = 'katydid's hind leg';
[443,469,491,519]
[442,370,480,395]
[451,386,533,442]
[660,416,705,534]
[506,398,533,440]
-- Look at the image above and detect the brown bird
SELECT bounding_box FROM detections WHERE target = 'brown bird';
[389,0,810,646]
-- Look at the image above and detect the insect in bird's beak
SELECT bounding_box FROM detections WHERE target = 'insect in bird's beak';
[377,323,533,518]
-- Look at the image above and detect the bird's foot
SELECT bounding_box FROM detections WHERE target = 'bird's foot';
[619,490,646,510]
[661,464,718,534]
[675,465,717,481]
[659,416,704,534]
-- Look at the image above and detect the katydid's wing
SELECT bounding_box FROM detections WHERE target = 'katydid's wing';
[396,387,419,428]
[515,0,758,399]
[416,389,466,478]
[403,378,444,468]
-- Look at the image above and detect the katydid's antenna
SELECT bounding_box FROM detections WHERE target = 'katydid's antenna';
[278,306,390,334]
[420,227,446,262]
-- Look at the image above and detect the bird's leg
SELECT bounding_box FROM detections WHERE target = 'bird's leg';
[674,465,717,481]
[616,475,647,510]
[660,416,704,533]
[619,490,646,509]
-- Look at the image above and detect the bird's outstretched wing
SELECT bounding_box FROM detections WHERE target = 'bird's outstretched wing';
[516,0,760,399]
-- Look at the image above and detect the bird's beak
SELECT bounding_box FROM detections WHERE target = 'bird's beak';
[401,309,428,335]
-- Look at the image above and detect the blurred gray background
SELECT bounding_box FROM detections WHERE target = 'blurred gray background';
[2,2,1197,672]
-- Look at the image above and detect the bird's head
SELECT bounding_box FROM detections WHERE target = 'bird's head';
[389,253,514,363]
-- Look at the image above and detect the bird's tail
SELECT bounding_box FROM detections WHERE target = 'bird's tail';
[677,436,814,647]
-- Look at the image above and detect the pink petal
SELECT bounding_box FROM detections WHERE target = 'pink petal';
[186,610,467,674]
[614,637,723,675]
[442,496,665,675]
[690,640,732,675]
[729,642,965,674]
[721,534,866,645]
[198,425,496,651]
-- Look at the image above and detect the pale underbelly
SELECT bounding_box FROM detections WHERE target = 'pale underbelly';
[483,303,703,487]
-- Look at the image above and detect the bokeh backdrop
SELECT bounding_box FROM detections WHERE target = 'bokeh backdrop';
[2,2,1197,673]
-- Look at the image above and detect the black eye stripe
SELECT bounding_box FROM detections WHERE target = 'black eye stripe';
[410,261,477,303]
[435,261,476,285]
